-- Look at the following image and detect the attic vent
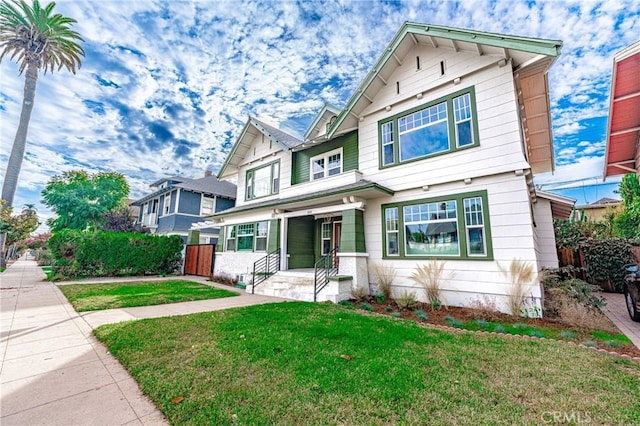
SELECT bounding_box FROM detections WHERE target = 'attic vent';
[440,60,446,76]
[416,56,421,70]
[326,115,338,132]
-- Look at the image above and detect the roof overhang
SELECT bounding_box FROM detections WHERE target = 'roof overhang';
[131,186,173,206]
[603,41,640,179]
[217,118,296,181]
[535,190,576,219]
[328,23,562,158]
[208,181,394,220]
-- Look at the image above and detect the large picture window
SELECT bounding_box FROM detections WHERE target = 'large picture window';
[311,148,343,180]
[379,87,478,167]
[246,161,280,200]
[224,221,269,252]
[382,191,492,260]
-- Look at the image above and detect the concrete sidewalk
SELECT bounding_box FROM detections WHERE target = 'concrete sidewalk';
[1,256,285,425]
[600,292,640,350]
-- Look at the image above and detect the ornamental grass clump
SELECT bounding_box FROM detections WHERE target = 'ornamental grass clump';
[498,259,537,316]
[410,260,454,310]
[369,262,396,300]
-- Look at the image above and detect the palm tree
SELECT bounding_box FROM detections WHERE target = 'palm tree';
[0,0,84,267]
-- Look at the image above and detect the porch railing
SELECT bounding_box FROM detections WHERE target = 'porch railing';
[252,248,281,293]
[314,247,339,302]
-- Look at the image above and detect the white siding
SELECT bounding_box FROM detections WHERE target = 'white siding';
[532,198,559,270]
[357,46,529,191]
[364,172,541,314]
[234,131,291,207]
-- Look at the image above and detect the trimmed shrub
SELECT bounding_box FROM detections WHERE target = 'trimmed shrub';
[48,230,183,278]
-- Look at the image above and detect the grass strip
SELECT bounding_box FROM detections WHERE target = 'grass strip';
[59,280,238,311]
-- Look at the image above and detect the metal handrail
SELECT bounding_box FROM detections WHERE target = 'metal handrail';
[314,247,339,301]
[252,248,281,293]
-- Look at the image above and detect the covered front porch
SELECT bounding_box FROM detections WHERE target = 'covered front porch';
[198,180,393,302]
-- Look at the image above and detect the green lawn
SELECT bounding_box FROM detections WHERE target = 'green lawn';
[94,302,640,425]
[59,280,238,312]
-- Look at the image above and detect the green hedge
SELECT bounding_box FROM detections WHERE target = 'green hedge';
[580,239,635,293]
[48,230,184,278]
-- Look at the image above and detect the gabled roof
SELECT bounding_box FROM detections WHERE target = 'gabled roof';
[217,117,302,180]
[132,175,237,205]
[303,104,342,141]
[150,176,191,187]
[603,40,640,179]
[327,22,562,173]
[174,175,237,199]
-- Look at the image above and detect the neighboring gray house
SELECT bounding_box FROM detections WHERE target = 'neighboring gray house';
[132,172,236,243]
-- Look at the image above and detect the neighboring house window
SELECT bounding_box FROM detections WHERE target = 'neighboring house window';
[246,161,280,200]
[163,193,171,216]
[379,87,478,167]
[382,191,492,260]
[225,226,236,251]
[201,197,215,216]
[225,221,269,252]
[310,148,343,180]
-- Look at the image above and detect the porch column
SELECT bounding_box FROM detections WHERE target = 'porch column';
[280,217,288,270]
[338,209,369,292]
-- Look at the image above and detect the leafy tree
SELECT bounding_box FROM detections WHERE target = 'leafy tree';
[0,0,84,267]
[0,200,39,247]
[42,170,130,232]
[613,173,640,239]
[102,206,147,233]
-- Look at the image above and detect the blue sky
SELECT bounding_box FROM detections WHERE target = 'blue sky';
[1,0,639,231]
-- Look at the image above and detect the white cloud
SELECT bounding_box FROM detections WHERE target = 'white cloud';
[1,0,638,226]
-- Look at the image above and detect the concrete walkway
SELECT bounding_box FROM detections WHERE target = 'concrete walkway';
[1,256,285,425]
[600,292,640,350]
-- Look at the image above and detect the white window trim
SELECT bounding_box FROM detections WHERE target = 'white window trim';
[310,147,343,181]
[162,193,172,216]
[174,189,181,214]
[200,194,216,216]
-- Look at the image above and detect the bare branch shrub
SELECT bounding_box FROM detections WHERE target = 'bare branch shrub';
[369,262,396,300]
[498,259,537,316]
[409,260,454,310]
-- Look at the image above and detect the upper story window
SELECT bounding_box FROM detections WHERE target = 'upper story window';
[162,193,172,216]
[201,196,215,216]
[379,87,478,167]
[310,148,342,180]
[246,160,280,200]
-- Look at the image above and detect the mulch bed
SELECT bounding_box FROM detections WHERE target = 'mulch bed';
[346,298,640,359]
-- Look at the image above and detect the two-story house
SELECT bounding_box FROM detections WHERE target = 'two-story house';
[208,23,571,314]
[132,172,236,243]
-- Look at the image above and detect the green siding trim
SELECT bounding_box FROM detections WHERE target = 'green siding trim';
[292,131,358,185]
[287,216,316,268]
[381,190,493,261]
[341,209,366,253]
[378,86,480,169]
[267,219,280,252]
